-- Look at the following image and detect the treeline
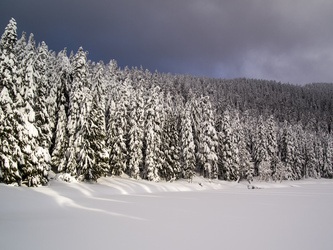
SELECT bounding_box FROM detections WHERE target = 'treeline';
[0,18,332,186]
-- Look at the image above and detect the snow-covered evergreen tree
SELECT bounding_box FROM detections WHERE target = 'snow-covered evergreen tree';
[143,86,164,181]
[238,128,253,182]
[107,78,130,176]
[292,124,305,179]
[266,116,281,181]
[78,62,109,181]
[65,47,91,178]
[161,93,181,181]
[180,104,196,182]
[30,41,54,184]
[0,19,49,186]
[322,135,333,178]
[231,110,253,182]
[0,18,22,185]
[34,41,53,146]
[239,111,256,182]
[51,49,71,173]
[14,31,26,62]
[18,40,48,186]
[196,97,218,179]
[305,134,318,178]
[218,110,240,181]
[0,88,23,185]
[127,83,145,179]
[253,116,271,181]
[0,18,19,100]
[313,136,324,178]
[280,122,295,180]
[187,91,201,170]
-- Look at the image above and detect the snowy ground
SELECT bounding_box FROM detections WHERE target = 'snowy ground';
[1,176,333,250]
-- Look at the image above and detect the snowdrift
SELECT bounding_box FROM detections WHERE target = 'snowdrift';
[1,177,333,250]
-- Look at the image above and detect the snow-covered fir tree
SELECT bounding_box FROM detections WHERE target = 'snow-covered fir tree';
[0,18,23,185]
[34,41,55,147]
[51,49,71,173]
[0,18,19,102]
[253,116,271,181]
[65,47,91,178]
[265,115,280,181]
[1,19,46,186]
[107,78,131,176]
[143,86,164,182]
[196,97,218,180]
[180,104,196,182]
[31,41,54,184]
[304,133,319,178]
[127,83,145,179]
[322,135,333,178]
[280,122,295,180]
[313,136,324,178]
[233,111,254,183]
[292,123,305,179]
[218,109,240,181]
[161,93,181,181]
[77,62,109,181]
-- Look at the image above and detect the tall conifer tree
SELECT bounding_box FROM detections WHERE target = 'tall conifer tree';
[107,79,130,176]
[51,49,71,173]
[181,104,196,182]
[78,62,108,181]
[65,47,90,178]
[127,83,145,179]
[161,93,181,181]
[218,110,240,181]
[197,97,218,179]
[143,86,164,181]
[0,18,22,185]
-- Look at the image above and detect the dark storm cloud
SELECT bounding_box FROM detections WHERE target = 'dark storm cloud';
[1,0,333,84]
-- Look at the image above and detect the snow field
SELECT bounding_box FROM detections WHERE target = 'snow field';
[1,177,333,250]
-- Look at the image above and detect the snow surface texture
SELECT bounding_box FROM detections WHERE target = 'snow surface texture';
[1,176,333,250]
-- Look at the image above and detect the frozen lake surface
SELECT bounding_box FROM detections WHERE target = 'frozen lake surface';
[1,176,333,250]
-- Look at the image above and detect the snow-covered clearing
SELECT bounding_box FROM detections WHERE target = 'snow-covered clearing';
[1,176,333,250]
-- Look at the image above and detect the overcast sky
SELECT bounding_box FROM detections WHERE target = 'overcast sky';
[1,0,333,85]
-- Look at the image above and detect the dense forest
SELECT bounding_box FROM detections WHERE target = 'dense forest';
[1,18,333,187]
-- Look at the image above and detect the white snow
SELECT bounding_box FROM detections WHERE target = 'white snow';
[1,176,333,250]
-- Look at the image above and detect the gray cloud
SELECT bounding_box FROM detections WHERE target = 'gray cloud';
[1,0,333,84]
